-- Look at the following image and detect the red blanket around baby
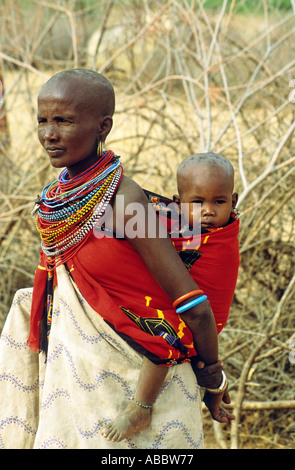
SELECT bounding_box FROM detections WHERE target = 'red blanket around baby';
[174,219,240,334]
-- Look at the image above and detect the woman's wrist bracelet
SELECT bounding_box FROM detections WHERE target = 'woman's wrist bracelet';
[172,289,205,308]
[176,295,207,314]
[205,370,228,394]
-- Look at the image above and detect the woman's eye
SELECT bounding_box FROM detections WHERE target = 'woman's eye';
[58,116,74,124]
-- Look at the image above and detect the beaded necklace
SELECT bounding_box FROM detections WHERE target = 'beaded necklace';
[34,150,123,269]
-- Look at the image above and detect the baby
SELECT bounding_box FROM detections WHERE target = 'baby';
[174,152,238,232]
[102,152,238,442]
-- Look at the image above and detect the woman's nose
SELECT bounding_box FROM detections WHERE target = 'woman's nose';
[43,123,58,141]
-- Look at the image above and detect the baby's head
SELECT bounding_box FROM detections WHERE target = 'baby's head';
[174,153,238,229]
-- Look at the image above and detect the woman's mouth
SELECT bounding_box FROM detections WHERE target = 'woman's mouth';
[46,147,65,157]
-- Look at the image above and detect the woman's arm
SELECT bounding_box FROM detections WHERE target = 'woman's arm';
[113,176,234,423]
[114,177,219,367]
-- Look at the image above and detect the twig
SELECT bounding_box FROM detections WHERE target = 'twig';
[229,273,295,449]
[98,2,171,75]
[0,51,49,78]
[237,126,295,206]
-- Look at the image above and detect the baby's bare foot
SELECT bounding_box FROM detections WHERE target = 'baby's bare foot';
[101,400,151,442]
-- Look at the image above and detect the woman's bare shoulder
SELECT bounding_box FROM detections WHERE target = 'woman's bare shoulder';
[116,175,148,205]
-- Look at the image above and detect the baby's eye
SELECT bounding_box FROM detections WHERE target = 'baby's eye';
[216,200,226,204]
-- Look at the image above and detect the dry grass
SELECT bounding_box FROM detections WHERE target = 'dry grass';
[0,0,294,449]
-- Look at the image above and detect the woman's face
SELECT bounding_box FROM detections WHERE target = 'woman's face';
[37,79,112,178]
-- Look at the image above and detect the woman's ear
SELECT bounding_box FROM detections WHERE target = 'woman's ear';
[98,115,113,142]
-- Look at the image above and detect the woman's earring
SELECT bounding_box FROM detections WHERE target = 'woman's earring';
[97,140,103,158]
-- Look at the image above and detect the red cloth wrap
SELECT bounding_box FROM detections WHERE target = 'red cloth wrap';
[173,219,240,333]
[28,218,239,364]
[28,262,47,352]
[70,234,196,365]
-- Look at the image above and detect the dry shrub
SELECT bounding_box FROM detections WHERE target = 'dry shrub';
[0,0,294,449]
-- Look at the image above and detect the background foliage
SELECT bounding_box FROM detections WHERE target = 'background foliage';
[0,0,294,449]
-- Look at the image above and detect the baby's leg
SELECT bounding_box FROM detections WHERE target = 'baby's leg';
[101,357,168,442]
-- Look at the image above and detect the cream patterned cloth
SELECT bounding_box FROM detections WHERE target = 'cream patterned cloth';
[0,265,203,449]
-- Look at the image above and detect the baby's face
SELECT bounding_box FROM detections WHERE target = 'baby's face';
[178,164,237,229]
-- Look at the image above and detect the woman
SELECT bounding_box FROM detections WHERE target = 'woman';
[0,69,233,449]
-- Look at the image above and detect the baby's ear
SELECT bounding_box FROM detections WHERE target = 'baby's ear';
[173,194,180,205]
[232,192,238,209]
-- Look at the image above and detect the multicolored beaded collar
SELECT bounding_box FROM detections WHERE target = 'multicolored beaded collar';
[33,150,123,269]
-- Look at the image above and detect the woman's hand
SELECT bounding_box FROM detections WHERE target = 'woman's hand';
[192,359,235,423]
[203,388,235,423]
